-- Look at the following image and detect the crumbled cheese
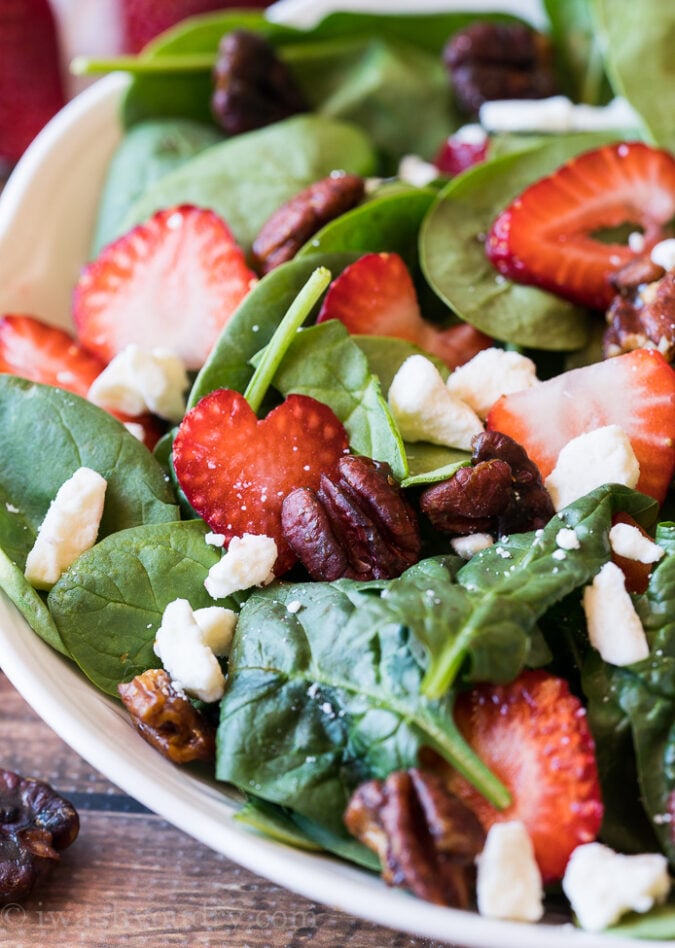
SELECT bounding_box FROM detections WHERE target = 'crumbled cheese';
[582,561,649,666]
[446,347,539,419]
[545,425,640,511]
[479,95,640,134]
[450,532,494,559]
[609,522,664,564]
[452,123,488,146]
[88,344,188,423]
[123,422,146,442]
[153,598,235,703]
[388,354,483,450]
[205,533,277,599]
[204,532,226,547]
[556,527,581,551]
[397,154,439,188]
[650,238,675,272]
[24,467,107,590]
[476,822,544,922]
[562,842,671,932]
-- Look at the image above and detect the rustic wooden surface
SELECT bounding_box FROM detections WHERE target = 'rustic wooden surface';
[0,671,453,948]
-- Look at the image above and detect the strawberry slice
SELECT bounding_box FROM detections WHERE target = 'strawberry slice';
[316,252,492,370]
[172,389,350,574]
[486,142,675,310]
[487,348,675,505]
[434,133,487,177]
[73,205,256,371]
[446,670,603,883]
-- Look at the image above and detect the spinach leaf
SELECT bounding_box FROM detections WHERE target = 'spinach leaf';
[0,547,67,656]
[419,133,621,350]
[543,0,612,104]
[606,900,675,940]
[48,520,222,695]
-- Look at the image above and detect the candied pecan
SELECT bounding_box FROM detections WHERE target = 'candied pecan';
[211,29,307,136]
[443,22,559,116]
[281,455,421,581]
[610,255,665,295]
[251,173,365,274]
[420,430,554,538]
[118,669,216,764]
[344,768,485,907]
[0,769,79,904]
[604,266,675,361]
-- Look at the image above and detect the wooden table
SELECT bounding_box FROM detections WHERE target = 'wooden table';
[1,672,450,948]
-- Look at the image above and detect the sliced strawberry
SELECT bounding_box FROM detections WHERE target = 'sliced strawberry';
[434,133,487,177]
[316,252,492,370]
[446,670,603,883]
[120,0,272,53]
[73,205,256,371]
[487,348,675,505]
[486,142,675,310]
[172,389,350,574]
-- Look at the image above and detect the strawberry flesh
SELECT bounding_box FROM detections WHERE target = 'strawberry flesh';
[172,389,350,574]
[73,205,256,371]
[120,0,273,53]
[486,142,675,310]
[434,135,487,177]
[316,252,492,370]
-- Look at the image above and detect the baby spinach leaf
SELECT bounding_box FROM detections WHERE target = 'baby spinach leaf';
[543,0,612,104]
[606,900,675,940]
[119,115,377,254]
[49,520,222,695]
[0,547,68,656]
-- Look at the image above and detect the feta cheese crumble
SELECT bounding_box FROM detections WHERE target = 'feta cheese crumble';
[562,843,671,932]
[609,522,664,564]
[479,95,640,134]
[24,467,107,590]
[555,527,581,551]
[388,354,483,450]
[582,561,649,666]
[87,344,188,423]
[450,532,494,559]
[205,533,277,599]
[397,154,439,188]
[446,347,539,419]
[545,425,640,511]
[476,822,544,922]
[650,237,675,272]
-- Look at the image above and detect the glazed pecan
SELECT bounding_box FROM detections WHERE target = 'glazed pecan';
[0,769,79,904]
[212,29,307,136]
[604,264,675,361]
[420,430,554,538]
[281,455,421,581]
[118,669,216,764]
[443,22,559,116]
[251,172,365,274]
[344,768,485,907]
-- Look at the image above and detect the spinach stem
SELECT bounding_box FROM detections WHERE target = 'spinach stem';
[70,53,216,76]
[243,266,332,414]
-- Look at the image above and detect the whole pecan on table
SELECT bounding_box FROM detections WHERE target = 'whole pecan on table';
[604,256,675,361]
[344,767,485,907]
[211,29,307,136]
[281,454,421,582]
[420,430,554,538]
[0,768,79,904]
[118,668,216,764]
[443,21,559,116]
[251,172,365,274]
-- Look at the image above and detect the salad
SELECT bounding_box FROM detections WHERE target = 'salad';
[1,0,675,939]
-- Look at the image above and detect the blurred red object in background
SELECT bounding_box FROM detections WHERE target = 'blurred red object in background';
[121,0,274,53]
[0,0,66,172]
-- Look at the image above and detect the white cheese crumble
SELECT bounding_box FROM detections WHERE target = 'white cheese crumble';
[204,532,226,548]
[545,425,640,511]
[87,344,188,423]
[388,354,483,450]
[397,154,439,188]
[205,533,277,600]
[479,95,640,134]
[562,842,671,932]
[476,822,544,922]
[556,527,581,551]
[609,522,664,564]
[24,467,107,590]
[153,598,236,703]
[582,561,649,666]
[123,421,146,442]
[450,532,494,559]
[446,347,539,419]
[650,238,675,272]
[452,123,488,145]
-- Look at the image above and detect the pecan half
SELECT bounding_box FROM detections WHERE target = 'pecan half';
[443,22,558,116]
[251,173,365,274]
[118,669,216,764]
[281,455,421,581]
[604,263,675,361]
[344,768,485,907]
[212,29,307,136]
[420,430,554,538]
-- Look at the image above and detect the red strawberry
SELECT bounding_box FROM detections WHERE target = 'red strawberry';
[434,133,487,177]
[316,252,492,370]
[487,348,675,505]
[445,670,603,883]
[486,142,675,310]
[73,205,256,371]
[172,389,350,574]
[120,0,273,53]
[0,0,66,169]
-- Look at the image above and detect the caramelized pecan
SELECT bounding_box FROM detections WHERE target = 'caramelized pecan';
[118,669,216,764]
[604,265,675,361]
[344,768,485,907]
[281,455,421,581]
[251,173,365,274]
[212,29,307,136]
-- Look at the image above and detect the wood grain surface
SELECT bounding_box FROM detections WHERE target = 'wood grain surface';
[0,672,453,948]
